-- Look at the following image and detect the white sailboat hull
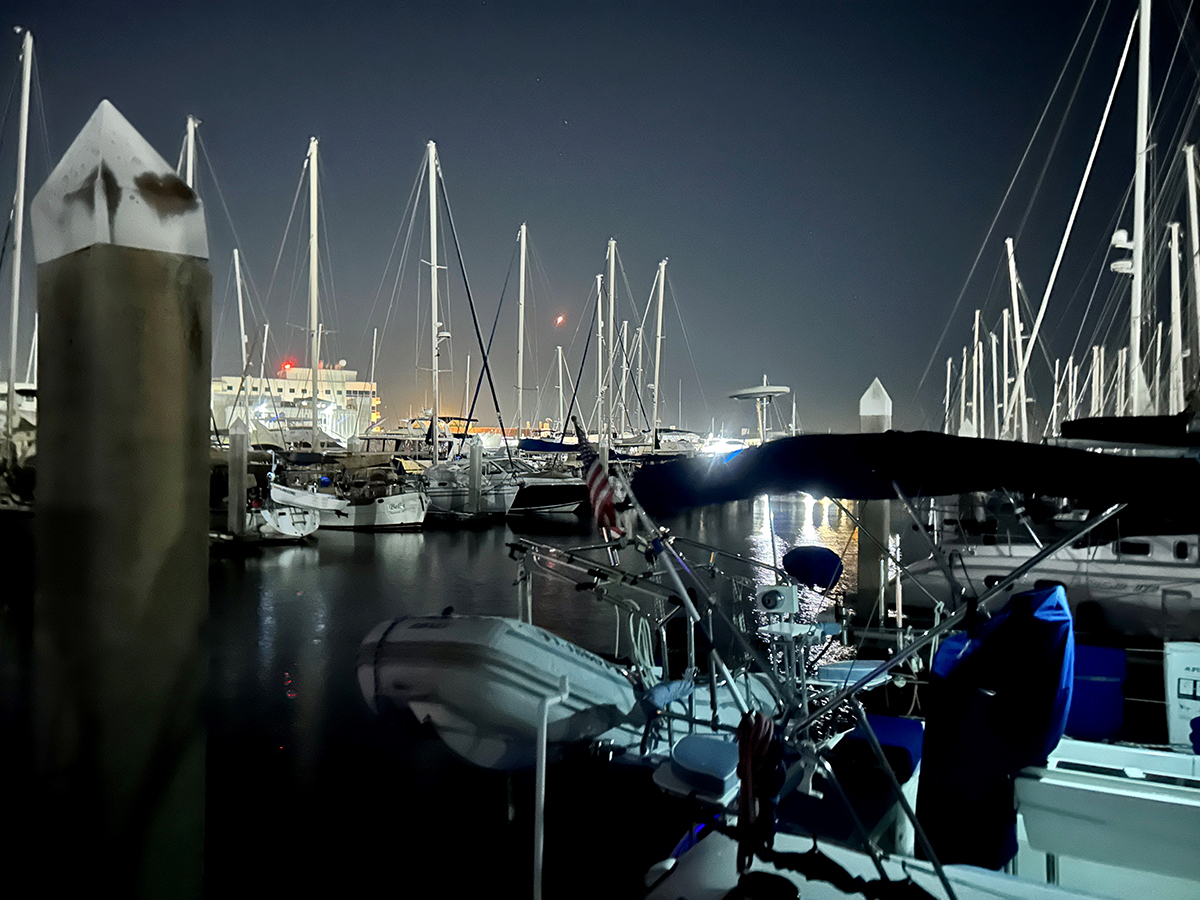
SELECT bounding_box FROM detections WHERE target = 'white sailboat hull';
[319,490,427,530]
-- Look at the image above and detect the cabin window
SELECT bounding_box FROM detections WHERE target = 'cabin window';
[1117,540,1151,556]
[1176,541,1190,560]
[289,388,296,394]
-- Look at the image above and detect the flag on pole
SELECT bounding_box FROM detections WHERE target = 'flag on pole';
[573,417,624,535]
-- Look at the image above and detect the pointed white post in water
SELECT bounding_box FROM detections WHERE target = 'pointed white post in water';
[306,137,321,451]
[234,248,248,373]
[606,238,617,439]
[30,98,210,895]
[555,344,564,430]
[516,222,527,439]
[857,379,892,623]
[1186,146,1200,365]
[651,258,667,446]
[5,28,32,461]
[1129,0,1152,415]
[1170,221,1185,414]
[427,141,441,462]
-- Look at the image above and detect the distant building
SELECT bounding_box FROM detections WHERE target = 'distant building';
[211,363,379,449]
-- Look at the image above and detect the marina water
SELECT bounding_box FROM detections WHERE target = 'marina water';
[202,494,852,895]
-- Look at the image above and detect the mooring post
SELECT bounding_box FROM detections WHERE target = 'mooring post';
[30,99,211,896]
[855,379,892,625]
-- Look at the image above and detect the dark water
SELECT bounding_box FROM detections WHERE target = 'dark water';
[4,494,855,897]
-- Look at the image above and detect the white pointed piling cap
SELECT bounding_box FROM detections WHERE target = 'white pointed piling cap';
[859,378,892,417]
[31,99,208,264]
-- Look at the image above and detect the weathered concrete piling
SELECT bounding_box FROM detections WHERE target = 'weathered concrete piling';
[29,100,210,896]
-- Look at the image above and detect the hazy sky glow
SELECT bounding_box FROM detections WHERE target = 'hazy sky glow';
[3,1,1199,435]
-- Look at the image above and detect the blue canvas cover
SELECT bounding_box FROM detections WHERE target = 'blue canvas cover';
[916,585,1074,869]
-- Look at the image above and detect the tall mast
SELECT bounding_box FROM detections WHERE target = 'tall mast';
[5,28,32,461]
[943,357,952,434]
[650,258,667,446]
[1169,222,1184,414]
[619,320,629,434]
[184,115,199,190]
[516,223,527,439]
[556,345,564,430]
[24,313,37,384]
[594,274,603,434]
[990,332,999,439]
[1004,238,1029,441]
[234,249,247,373]
[1186,145,1200,372]
[258,322,269,411]
[971,309,981,436]
[307,137,320,451]
[606,238,616,441]
[427,141,440,463]
[368,326,378,434]
[1129,0,1152,414]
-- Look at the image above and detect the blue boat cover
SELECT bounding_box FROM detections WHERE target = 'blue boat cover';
[916,585,1074,869]
[781,546,843,591]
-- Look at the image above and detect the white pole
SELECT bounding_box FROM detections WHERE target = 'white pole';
[959,346,968,433]
[1129,0,1152,415]
[517,222,527,439]
[1186,146,1200,370]
[619,320,629,434]
[990,332,999,439]
[1067,354,1076,421]
[651,259,667,446]
[943,356,952,434]
[1154,321,1163,415]
[533,678,570,900]
[1091,346,1101,416]
[24,312,37,384]
[971,309,981,436]
[556,345,564,430]
[606,238,617,441]
[1116,348,1128,415]
[1051,358,1061,436]
[6,29,32,458]
[367,326,378,435]
[234,249,248,373]
[594,273,603,434]
[635,326,645,431]
[307,137,320,452]
[1170,222,1185,414]
[184,115,198,190]
[428,141,440,463]
[1001,309,1011,439]
[1004,238,1030,442]
[258,322,269,413]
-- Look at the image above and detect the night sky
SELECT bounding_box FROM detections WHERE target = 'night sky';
[3,1,1198,435]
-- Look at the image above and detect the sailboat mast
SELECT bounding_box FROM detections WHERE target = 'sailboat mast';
[234,249,248,372]
[606,238,616,441]
[24,313,37,384]
[308,137,320,451]
[185,115,199,190]
[1169,222,1184,413]
[1186,145,1200,369]
[1004,238,1029,441]
[1129,0,1151,414]
[594,273,603,435]
[650,258,667,445]
[428,141,440,463]
[5,28,31,459]
[556,345,564,430]
[517,222,527,439]
[368,326,378,434]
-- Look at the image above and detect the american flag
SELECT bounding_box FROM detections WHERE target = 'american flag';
[573,418,624,535]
